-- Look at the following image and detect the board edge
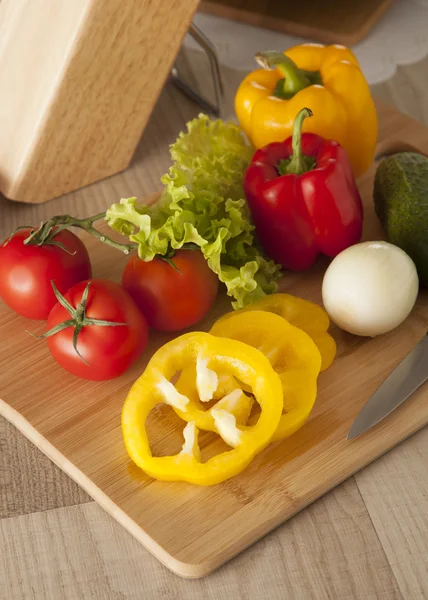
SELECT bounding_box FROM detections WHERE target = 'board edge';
[0,398,212,578]
[2,395,428,578]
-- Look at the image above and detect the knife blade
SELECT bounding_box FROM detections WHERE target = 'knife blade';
[347,333,428,440]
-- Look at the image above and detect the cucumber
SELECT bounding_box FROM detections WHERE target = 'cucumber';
[374,151,428,285]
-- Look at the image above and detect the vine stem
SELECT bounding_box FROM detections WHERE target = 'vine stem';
[23,212,136,255]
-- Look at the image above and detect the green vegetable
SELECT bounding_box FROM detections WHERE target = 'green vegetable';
[374,151,428,285]
[106,114,282,308]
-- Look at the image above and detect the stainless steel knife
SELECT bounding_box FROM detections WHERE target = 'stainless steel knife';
[347,333,428,440]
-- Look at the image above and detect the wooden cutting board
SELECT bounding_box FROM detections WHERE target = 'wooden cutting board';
[199,0,394,46]
[1,100,428,579]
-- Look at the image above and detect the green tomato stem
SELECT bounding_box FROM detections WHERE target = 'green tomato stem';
[27,281,128,365]
[22,213,136,255]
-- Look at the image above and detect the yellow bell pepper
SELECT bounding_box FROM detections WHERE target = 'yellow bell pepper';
[175,311,322,442]
[234,43,377,177]
[215,293,336,371]
[122,331,283,485]
[174,365,254,430]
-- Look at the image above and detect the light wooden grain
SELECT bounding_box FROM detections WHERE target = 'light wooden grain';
[1,100,428,578]
[355,427,428,599]
[0,0,198,204]
[199,0,394,46]
[0,483,402,600]
[0,418,90,519]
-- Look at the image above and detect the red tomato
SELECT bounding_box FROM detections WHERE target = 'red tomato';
[46,279,148,380]
[0,228,91,320]
[121,250,219,332]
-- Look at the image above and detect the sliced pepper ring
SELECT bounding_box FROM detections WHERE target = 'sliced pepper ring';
[122,331,283,485]
[175,311,322,442]
[174,366,254,430]
[214,293,336,371]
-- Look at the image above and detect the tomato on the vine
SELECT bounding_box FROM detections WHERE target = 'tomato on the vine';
[44,279,148,380]
[0,228,92,320]
[121,249,219,332]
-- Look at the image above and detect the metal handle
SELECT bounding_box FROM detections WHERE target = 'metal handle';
[171,22,224,117]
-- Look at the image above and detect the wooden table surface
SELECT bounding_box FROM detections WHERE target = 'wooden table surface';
[1,46,428,600]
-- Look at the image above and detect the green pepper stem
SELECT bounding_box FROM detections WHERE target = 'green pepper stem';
[279,108,315,176]
[255,51,311,98]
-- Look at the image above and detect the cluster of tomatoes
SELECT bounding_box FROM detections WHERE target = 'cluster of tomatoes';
[0,227,218,381]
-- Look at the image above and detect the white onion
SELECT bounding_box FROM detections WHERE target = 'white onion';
[321,241,419,337]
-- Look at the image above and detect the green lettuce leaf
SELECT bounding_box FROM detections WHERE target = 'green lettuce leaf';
[106,114,282,309]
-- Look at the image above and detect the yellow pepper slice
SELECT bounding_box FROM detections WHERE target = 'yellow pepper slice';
[234,44,377,178]
[174,365,254,429]
[122,332,283,485]
[175,311,322,442]
[211,311,322,441]
[215,293,336,371]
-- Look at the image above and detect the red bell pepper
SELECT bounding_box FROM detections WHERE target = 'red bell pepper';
[243,108,363,271]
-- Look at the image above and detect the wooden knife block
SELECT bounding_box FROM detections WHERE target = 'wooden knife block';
[0,0,199,204]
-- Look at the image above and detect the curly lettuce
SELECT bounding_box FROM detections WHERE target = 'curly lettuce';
[106,114,282,309]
